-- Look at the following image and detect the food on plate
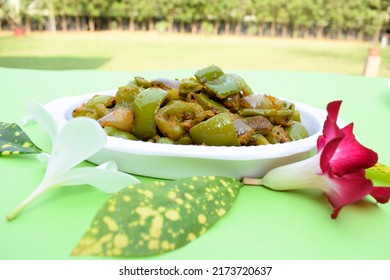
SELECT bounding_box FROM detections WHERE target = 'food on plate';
[72,65,309,146]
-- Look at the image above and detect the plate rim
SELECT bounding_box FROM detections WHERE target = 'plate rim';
[43,90,326,161]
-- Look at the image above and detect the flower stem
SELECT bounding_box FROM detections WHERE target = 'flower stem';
[242,177,263,186]
[6,184,46,221]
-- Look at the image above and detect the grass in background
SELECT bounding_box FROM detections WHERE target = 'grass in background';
[0,31,389,77]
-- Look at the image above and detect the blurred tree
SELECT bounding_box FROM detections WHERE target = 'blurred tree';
[0,0,7,30]
[1,0,22,29]
[157,0,181,33]
[268,0,285,37]
[229,0,251,35]
[327,0,345,39]
[251,0,271,36]
[108,0,128,30]
[80,0,109,31]
[0,0,388,40]
[311,0,330,38]
[291,0,315,38]
[136,0,158,31]
[175,0,207,34]
[368,0,390,42]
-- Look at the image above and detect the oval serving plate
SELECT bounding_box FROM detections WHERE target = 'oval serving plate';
[44,90,326,179]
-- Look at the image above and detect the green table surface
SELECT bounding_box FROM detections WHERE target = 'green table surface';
[1,67,389,260]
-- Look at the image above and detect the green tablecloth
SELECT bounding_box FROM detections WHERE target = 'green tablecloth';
[1,67,389,260]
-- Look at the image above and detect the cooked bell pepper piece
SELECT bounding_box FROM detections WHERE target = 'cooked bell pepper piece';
[115,85,140,108]
[291,110,301,122]
[285,121,309,141]
[266,126,291,144]
[104,126,138,140]
[205,74,241,99]
[196,93,228,113]
[177,135,193,145]
[250,134,270,145]
[166,89,181,102]
[72,95,115,119]
[195,65,224,83]
[189,113,240,146]
[229,73,253,96]
[156,137,175,144]
[239,108,294,117]
[133,88,169,140]
[268,115,293,126]
[156,100,205,141]
[86,95,116,109]
[134,76,152,88]
[178,78,204,96]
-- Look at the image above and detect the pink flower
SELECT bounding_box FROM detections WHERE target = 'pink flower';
[259,100,390,219]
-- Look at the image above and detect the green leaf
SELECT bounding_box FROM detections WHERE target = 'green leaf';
[0,122,42,156]
[367,162,390,183]
[72,176,242,257]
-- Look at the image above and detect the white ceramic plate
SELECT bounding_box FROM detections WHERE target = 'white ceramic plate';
[44,90,326,179]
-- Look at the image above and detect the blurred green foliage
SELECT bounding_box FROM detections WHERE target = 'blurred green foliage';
[0,0,389,40]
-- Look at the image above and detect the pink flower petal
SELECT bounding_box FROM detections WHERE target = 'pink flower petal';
[323,170,374,219]
[319,137,343,174]
[370,187,390,204]
[317,100,378,177]
[317,100,343,152]
[261,99,389,220]
[328,124,378,177]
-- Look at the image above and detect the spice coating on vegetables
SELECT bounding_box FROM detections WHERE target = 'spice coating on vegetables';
[72,66,309,146]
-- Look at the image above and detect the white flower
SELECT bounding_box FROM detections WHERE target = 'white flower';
[7,101,140,220]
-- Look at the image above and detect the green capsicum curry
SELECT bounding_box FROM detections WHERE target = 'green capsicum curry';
[72,65,309,146]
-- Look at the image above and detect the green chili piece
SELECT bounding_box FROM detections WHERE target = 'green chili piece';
[133,88,169,140]
[104,126,138,140]
[285,121,309,141]
[196,93,228,113]
[205,74,241,99]
[194,65,224,83]
[189,113,240,146]
[155,100,205,141]
[239,108,294,117]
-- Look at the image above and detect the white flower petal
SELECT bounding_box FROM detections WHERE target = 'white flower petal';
[44,117,107,179]
[97,160,119,171]
[28,101,59,148]
[21,115,34,126]
[35,153,50,165]
[262,154,328,191]
[48,166,140,193]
